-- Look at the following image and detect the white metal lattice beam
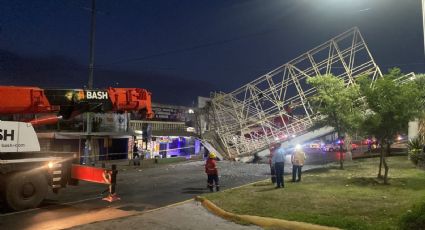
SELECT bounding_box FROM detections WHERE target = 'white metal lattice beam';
[211,27,382,158]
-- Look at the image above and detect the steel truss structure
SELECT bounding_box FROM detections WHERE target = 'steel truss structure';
[211,27,382,158]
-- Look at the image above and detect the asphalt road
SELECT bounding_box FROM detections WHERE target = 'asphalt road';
[0,160,271,230]
[0,145,387,230]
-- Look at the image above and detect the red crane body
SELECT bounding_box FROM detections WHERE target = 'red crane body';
[0,85,153,210]
[0,86,153,117]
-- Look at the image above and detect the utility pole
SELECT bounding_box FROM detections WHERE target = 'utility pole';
[422,0,425,60]
[85,0,96,165]
[88,0,96,90]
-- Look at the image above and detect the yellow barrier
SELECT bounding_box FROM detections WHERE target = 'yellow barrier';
[195,196,341,230]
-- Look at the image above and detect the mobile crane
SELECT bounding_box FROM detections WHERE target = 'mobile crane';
[0,86,153,211]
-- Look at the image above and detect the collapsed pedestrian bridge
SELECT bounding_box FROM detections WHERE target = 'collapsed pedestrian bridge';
[209,27,382,159]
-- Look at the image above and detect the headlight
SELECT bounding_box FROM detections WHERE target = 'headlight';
[48,161,54,169]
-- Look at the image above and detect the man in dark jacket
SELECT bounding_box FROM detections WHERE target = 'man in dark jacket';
[271,143,286,188]
[133,142,140,166]
[269,144,278,184]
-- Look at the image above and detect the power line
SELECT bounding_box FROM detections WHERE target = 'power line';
[97,27,282,67]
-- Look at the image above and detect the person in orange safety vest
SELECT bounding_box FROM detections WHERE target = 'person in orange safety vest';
[205,152,219,192]
[291,144,306,182]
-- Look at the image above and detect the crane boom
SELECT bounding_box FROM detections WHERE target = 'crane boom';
[0,86,153,119]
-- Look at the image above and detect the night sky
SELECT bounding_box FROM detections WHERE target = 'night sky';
[0,0,423,105]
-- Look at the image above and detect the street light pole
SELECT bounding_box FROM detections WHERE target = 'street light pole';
[88,0,96,90]
[422,0,425,59]
[85,0,96,165]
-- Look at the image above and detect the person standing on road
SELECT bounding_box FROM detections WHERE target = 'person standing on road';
[83,139,92,165]
[271,143,286,188]
[133,141,141,166]
[367,138,372,153]
[268,144,277,184]
[291,144,306,182]
[205,152,219,192]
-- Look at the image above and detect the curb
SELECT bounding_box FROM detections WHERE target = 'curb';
[195,196,340,230]
[141,198,194,214]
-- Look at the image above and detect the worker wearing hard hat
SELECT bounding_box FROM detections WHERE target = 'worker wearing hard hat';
[291,144,306,182]
[205,152,219,192]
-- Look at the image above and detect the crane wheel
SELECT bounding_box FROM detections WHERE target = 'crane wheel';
[4,172,48,211]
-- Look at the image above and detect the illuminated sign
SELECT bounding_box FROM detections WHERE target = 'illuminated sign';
[158,137,172,143]
[85,91,109,100]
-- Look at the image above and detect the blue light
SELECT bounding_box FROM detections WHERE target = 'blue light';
[195,139,201,154]
[177,137,182,154]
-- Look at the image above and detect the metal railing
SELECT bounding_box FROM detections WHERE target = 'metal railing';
[130,120,190,133]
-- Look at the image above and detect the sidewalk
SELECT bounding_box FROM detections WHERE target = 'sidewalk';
[69,200,262,230]
[68,164,333,230]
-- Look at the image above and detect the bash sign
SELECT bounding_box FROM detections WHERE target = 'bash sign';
[85,91,109,100]
[0,121,40,152]
[0,129,14,141]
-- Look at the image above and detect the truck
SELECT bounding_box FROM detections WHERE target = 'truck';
[0,86,153,211]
